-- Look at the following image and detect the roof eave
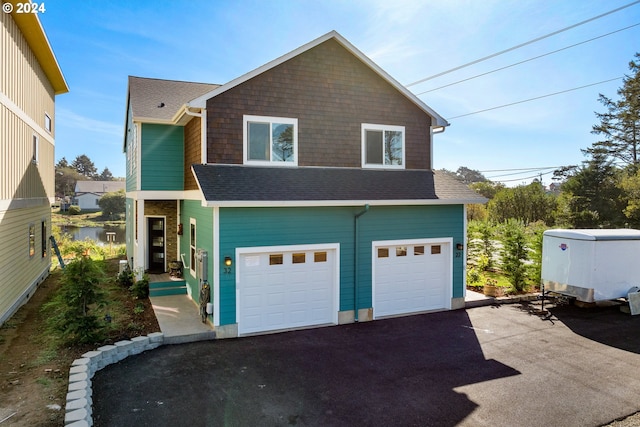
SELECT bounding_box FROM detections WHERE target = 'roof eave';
[8,2,69,95]
[187,30,449,126]
[201,198,486,208]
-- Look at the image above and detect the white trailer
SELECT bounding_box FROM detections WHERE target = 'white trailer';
[541,229,640,302]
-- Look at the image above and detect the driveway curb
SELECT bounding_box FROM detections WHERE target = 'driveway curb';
[63,332,165,426]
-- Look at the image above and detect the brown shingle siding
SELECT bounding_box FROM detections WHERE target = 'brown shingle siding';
[206,39,432,169]
[184,117,201,190]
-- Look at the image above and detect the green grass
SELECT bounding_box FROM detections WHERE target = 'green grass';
[36,377,51,387]
[467,269,537,293]
[51,209,125,227]
[30,346,59,368]
[483,271,512,288]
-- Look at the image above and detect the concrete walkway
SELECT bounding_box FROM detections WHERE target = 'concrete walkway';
[465,289,540,308]
[149,295,215,344]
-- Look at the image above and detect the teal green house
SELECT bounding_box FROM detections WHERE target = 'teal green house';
[123,31,485,338]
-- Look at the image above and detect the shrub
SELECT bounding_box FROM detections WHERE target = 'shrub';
[527,222,546,288]
[130,273,149,299]
[42,253,106,344]
[117,262,135,289]
[466,267,481,286]
[98,189,125,218]
[500,219,529,292]
[68,205,81,215]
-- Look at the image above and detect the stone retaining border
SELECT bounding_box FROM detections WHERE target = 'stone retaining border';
[63,332,164,426]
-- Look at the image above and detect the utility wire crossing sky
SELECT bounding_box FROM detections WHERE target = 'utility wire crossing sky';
[39,0,640,185]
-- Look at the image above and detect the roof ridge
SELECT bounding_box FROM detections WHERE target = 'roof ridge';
[128,75,220,86]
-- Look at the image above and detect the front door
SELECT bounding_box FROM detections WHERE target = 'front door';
[148,217,165,273]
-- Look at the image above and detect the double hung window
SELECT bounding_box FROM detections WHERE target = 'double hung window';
[362,124,405,168]
[244,115,297,165]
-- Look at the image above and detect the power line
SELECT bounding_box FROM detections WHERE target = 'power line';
[487,168,558,179]
[479,166,565,173]
[446,77,622,120]
[493,170,556,183]
[406,0,640,87]
[485,168,561,179]
[416,23,640,95]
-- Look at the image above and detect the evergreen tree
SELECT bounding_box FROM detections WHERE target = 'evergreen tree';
[55,166,84,198]
[560,153,625,228]
[98,167,114,181]
[71,154,98,178]
[583,53,640,168]
[55,157,69,168]
[500,219,529,292]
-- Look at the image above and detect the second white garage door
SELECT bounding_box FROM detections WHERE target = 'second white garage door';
[237,244,339,335]
[373,239,452,318]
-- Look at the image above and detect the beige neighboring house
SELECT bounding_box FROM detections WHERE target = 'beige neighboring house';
[0,2,68,325]
[73,180,125,211]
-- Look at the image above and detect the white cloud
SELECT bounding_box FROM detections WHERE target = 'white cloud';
[56,108,121,138]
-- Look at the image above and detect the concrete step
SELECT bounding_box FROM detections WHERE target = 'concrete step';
[149,287,187,297]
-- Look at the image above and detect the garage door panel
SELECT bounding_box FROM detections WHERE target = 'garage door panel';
[374,242,450,318]
[238,247,337,335]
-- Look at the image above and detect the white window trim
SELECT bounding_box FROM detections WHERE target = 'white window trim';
[44,112,52,133]
[189,218,197,277]
[28,223,36,258]
[243,115,298,166]
[361,123,405,169]
[32,134,39,164]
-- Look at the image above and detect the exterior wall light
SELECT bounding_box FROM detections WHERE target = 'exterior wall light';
[432,126,446,134]
[456,243,464,251]
[224,256,233,267]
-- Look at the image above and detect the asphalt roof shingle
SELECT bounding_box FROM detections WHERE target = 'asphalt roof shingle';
[74,180,125,194]
[191,164,487,205]
[128,76,219,121]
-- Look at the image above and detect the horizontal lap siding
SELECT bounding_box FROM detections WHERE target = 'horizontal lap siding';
[180,200,213,299]
[125,103,137,192]
[0,203,50,323]
[218,205,464,326]
[141,124,184,191]
[219,207,355,326]
[358,205,465,302]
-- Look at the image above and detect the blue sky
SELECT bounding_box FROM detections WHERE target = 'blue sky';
[40,0,639,185]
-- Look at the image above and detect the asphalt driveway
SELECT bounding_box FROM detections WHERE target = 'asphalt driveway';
[92,302,640,426]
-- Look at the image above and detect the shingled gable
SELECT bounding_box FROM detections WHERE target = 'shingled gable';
[191,164,487,207]
[126,76,219,123]
[122,76,219,151]
[187,30,449,128]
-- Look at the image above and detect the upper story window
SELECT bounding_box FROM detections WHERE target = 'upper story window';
[243,115,298,166]
[44,113,52,133]
[361,124,405,169]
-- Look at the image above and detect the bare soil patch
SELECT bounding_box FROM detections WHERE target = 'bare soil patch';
[0,258,159,426]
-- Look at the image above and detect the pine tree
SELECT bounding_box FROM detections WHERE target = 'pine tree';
[583,53,640,168]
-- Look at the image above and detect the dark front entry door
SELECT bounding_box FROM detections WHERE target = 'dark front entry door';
[148,217,165,273]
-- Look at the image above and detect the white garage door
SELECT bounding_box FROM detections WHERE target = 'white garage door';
[373,239,451,318]
[237,244,338,335]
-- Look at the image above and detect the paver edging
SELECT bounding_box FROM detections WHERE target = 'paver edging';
[63,332,164,426]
